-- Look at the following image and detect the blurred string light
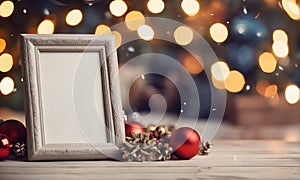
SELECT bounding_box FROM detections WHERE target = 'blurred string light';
[109,0,128,17]
[182,55,203,74]
[181,0,200,16]
[66,9,83,26]
[211,61,230,81]
[0,77,14,95]
[112,31,122,48]
[0,53,13,73]
[258,52,277,73]
[37,19,55,34]
[273,29,288,43]
[147,0,165,14]
[225,70,245,93]
[264,84,278,98]
[174,26,193,45]
[285,84,300,104]
[256,79,270,96]
[137,25,154,41]
[0,1,14,18]
[272,41,289,58]
[209,23,228,43]
[281,0,300,20]
[0,38,6,53]
[95,24,111,34]
[125,11,145,31]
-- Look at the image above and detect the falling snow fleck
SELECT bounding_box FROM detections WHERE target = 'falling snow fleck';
[20,78,24,82]
[210,13,214,16]
[23,9,27,14]
[278,66,284,71]
[295,64,298,67]
[13,88,17,92]
[180,109,184,113]
[183,102,187,105]
[43,9,50,16]
[89,3,93,6]
[275,72,279,76]
[246,85,251,91]
[255,13,260,19]
[141,74,145,80]
[212,108,216,112]
[256,32,262,37]
[128,46,135,52]
[243,6,248,14]
[226,21,230,24]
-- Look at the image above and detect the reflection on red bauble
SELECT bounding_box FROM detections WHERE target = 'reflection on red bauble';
[170,127,201,160]
[0,120,27,144]
[124,120,144,137]
[0,134,12,160]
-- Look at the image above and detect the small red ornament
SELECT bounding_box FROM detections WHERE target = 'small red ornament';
[170,127,201,160]
[0,134,12,160]
[124,120,144,137]
[0,120,27,144]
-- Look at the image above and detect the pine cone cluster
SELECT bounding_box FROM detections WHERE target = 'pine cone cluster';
[13,141,27,157]
[146,125,173,140]
[199,141,212,156]
[120,132,173,162]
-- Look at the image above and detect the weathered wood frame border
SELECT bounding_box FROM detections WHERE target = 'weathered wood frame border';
[20,34,124,161]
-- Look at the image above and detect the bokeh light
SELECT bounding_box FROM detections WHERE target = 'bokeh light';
[273,29,288,43]
[125,11,145,31]
[0,53,13,73]
[210,23,228,43]
[272,41,289,58]
[282,0,300,20]
[66,9,83,26]
[181,0,200,16]
[264,84,278,98]
[147,0,165,14]
[95,24,111,34]
[0,1,14,18]
[211,61,230,81]
[182,56,203,74]
[285,84,300,104]
[37,19,55,34]
[0,38,6,53]
[137,25,155,41]
[225,70,245,93]
[174,26,193,45]
[258,52,277,73]
[109,0,128,17]
[112,31,122,48]
[0,77,14,95]
[256,80,270,96]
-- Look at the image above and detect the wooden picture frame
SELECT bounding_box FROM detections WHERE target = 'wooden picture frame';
[20,34,125,161]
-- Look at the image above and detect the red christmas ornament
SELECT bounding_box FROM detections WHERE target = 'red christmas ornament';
[124,120,144,137]
[170,127,201,160]
[0,134,12,160]
[0,120,27,144]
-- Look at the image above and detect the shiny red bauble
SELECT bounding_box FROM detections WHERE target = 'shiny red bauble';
[0,134,12,160]
[0,120,27,144]
[170,127,201,160]
[124,120,144,137]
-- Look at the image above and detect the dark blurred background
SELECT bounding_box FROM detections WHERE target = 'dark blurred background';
[0,0,299,138]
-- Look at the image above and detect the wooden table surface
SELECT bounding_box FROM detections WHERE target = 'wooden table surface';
[0,140,299,180]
